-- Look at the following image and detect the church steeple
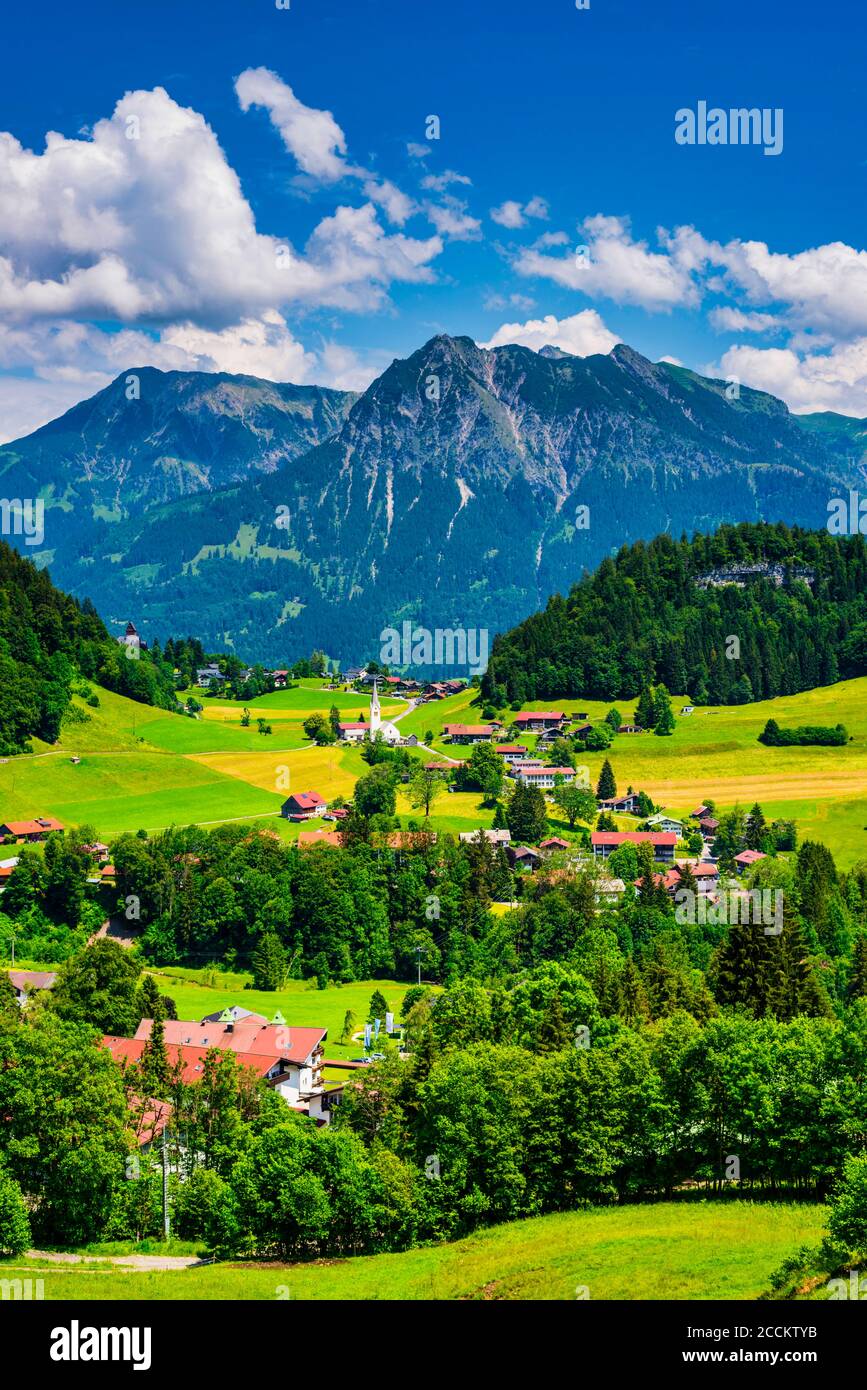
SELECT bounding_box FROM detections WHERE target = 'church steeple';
[370,677,381,735]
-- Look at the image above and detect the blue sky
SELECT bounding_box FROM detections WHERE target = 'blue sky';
[0,0,864,438]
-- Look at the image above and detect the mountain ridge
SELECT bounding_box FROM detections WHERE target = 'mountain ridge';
[1,336,863,666]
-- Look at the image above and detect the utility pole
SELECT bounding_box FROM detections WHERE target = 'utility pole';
[162,1128,170,1240]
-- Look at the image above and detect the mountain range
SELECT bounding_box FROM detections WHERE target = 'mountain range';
[1,336,865,667]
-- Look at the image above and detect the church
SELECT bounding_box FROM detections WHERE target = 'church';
[338,678,403,745]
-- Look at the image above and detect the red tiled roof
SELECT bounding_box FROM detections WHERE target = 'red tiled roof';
[592,832,678,846]
[10,969,57,991]
[298,830,341,848]
[103,1036,286,1083]
[1,817,64,835]
[285,791,326,810]
[513,711,566,723]
[734,849,767,864]
[133,1017,327,1066]
[495,744,528,754]
[444,724,496,736]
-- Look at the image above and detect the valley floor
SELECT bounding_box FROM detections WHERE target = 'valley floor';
[1,1201,826,1301]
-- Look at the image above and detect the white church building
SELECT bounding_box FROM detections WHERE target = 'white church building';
[338,679,402,745]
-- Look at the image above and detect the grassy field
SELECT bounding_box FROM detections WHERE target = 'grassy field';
[0,1201,826,1300]
[145,968,412,1061]
[1,673,864,863]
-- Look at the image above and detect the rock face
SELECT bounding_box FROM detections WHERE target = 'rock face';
[0,336,863,665]
[0,368,357,514]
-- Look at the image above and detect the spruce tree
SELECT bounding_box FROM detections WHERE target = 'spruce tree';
[744,802,768,851]
[251,932,288,990]
[635,687,655,729]
[850,934,867,999]
[140,1015,172,1097]
[714,920,779,1016]
[596,757,617,799]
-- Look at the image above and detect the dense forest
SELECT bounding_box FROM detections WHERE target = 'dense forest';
[481,523,867,704]
[0,542,179,753]
[3,823,867,1257]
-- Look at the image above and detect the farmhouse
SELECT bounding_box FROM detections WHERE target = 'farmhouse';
[699,816,719,835]
[540,837,569,852]
[680,706,695,716]
[591,831,677,863]
[8,968,57,1006]
[508,845,541,870]
[196,663,224,687]
[513,766,577,789]
[281,791,328,821]
[0,856,19,886]
[445,724,498,744]
[495,744,529,762]
[338,720,368,743]
[645,813,684,835]
[597,793,641,814]
[513,711,568,732]
[636,862,720,896]
[271,670,290,689]
[459,828,512,845]
[734,849,767,874]
[132,1014,338,1119]
[0,817,64,842]
[618,724,645,735]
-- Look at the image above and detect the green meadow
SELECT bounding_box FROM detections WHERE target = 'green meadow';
[144,968,412,1061]
[1,1201,826,1300]
[1,672,864,863]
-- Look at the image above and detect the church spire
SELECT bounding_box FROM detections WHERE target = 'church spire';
[370,677,381,735]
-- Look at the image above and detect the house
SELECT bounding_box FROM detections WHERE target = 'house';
[636,862,720,897]
[507,845,541,870]
[692,804,710,818]
[595,877,627,907]
[82,841,111,863]
[343,666,366,683]
[597,793,641,814]
[8,968,57,1006]
[734,849,767,875]
[645,813,684,835]
[459,828,512,845]
[572,723,595,741]
[131,1015,336,1120]
[0,817,63,842]
[495,744,529,762]
[298,830,342,849]
[281,791,328,821]
[196,663,224,687]
[571,712,589,720]
[591,831,677,863]
[384,831,438,850]
[117,621,148,654]
[513,711,568,732]
[540,837,569,852]
[338,720,369,743]
[512,766,577,789]
[617,724,645,734]
[698,816,719,836]
[0,856,19,887]
[444,724,498,744]
[271,670,290,689]
[680,706,695,716]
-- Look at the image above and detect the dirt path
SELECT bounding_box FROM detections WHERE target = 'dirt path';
[27,1249,200,1270]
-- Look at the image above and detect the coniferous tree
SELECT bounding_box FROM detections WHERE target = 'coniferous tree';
[714,920,780,1016]
[849,933,867,999]
[251,932,288,991]
[596,758,617,799]
[635,688,655,729]
[140,1015,172,1096]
